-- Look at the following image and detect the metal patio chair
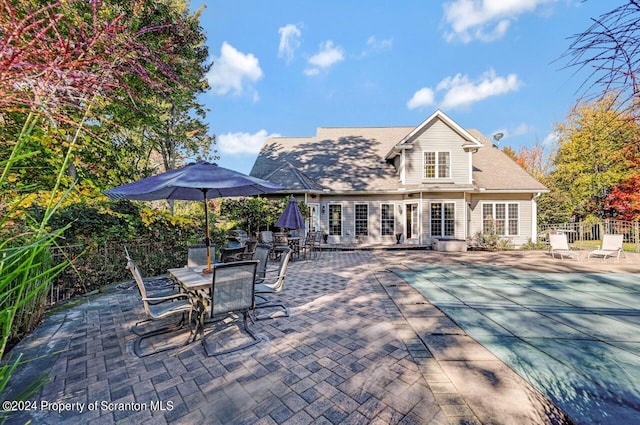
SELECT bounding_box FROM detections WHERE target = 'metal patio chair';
[199,260,260,356]
[254,247,292,320]
[126,257,194,357]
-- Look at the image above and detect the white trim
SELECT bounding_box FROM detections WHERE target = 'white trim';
[385,109,484,159]
[354,203,369,237]
[429,201,456,238]
[422,150,452,180]
[327,203,343,236]
[308,203,320,233]
[404,202,420,240]
[380,202,396,236]
[481,201,520,236]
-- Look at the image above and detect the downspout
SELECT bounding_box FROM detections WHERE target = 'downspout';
[420,191,423,246]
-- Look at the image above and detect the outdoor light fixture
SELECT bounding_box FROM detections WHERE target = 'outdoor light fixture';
[321,205,325,214]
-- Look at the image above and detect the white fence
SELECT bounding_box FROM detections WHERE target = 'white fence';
[538,220,640,252]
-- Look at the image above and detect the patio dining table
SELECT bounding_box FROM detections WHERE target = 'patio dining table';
[168,267,214,339]
[168,266,212,292]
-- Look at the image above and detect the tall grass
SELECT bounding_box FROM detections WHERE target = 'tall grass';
[0,112,72,403]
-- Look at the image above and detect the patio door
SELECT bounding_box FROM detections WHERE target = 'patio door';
[406,203,419,240]
[308,203,320,232]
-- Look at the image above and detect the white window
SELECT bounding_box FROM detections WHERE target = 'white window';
[329,205,342,236]
[431,202,455,237]
[355,204,369,236]
[381,204,395,236]
[424,151,450,179]
[483,203,519,236]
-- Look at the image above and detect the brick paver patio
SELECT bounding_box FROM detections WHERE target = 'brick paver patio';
[5,249,626,424]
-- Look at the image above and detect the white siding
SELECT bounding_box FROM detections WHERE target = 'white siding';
[420,193,467,242]
[403,120,471,185]
[468,194,534,246]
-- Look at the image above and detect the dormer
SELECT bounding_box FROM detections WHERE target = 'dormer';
[384,110,483,186]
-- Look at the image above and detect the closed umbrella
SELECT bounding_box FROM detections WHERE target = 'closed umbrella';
[275,197,305,230]
[104,161,283,271]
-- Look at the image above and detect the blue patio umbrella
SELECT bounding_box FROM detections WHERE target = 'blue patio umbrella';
[104,161,283,271]
[275,197,305,230]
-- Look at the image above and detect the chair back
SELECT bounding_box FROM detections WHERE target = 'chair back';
[273,232,288,246]
[252,243,271,280]
[220,246,246,263]
[245,240,258,254]
[260,231,273,244]
[125,257,154,317]
[210,260,257,317]
[602,234,623,251]
[270,247,292,293]
[549,234,569,251]
[304,231,315,246]
[187,244,209,267]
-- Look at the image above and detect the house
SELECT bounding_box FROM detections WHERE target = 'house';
[250,110,548,248]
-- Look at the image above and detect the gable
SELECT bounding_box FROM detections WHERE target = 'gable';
[402,119,474,186]
[385,110,483,160]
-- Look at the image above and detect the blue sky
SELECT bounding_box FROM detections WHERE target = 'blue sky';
[194,0,613,174]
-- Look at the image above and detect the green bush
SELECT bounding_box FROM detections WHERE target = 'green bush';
[469,219,514,251]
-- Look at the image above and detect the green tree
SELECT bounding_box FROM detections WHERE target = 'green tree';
[1,0,217,204]
[0,0,209,400]
[545,96,640,221]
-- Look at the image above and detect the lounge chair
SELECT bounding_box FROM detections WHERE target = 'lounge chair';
[549,234,579,260]
[588,234,625,261]
[126,257,194,357]
[254,247,292,320]
[200,260,260,356]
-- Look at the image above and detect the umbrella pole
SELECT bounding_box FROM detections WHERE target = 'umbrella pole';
[203,189,212,273]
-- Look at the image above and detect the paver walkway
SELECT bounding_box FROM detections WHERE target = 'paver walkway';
[3,249,616,424]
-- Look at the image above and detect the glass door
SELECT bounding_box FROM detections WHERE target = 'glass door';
[406,203,419,240]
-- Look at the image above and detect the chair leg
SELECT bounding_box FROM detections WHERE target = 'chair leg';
[132,311,195,358]
[131,313,186,337]
[201,311,260,356]
[254,296,289,321]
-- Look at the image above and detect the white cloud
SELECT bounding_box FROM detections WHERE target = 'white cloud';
[512,122,534,136]
[278,24,302,63]
[305,40,344,76]
[407,88,435,110]
[443,0,558,43]
[217,130,281,155]
[439,69,522,109]
[542,131,559,146]
[207,42,263,96]
[406,69,522,111]
[360,35,394,57]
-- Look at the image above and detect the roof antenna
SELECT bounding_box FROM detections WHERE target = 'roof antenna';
[492,132,504,147]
